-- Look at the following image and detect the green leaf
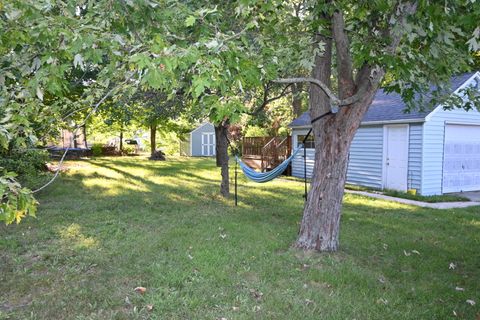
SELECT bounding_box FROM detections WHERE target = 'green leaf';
[185,16,196,27]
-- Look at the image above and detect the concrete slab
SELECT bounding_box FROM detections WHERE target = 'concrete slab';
[345,190,480,209]
[450,191,480,202]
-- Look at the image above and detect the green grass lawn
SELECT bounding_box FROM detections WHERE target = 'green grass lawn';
[1,157,479,319]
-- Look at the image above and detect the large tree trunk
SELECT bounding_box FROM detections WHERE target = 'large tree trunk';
[215,121,230,197]
[150,123,156,156]
[295,24,379,251]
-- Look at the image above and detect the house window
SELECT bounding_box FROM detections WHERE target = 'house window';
[297,135,315,148]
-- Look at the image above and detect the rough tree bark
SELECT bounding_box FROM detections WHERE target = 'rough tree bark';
[215,120,230,197]
[294,10,395,251]
[150,123,156,156]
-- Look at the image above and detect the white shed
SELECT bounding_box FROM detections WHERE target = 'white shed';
[180,123,216,157]
[289,72,480,195]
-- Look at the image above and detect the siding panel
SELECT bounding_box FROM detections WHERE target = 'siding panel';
[408,124,423,192]
[346,126,384,189]
[292,124,424,192]
[291,126,385,190]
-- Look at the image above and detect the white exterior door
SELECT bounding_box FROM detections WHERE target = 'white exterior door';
[443,124,480,193]
[384,125,409,191]
[201,133,215,156]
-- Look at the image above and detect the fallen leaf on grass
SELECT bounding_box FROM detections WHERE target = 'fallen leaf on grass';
[305,299,314,305]
[376,298,388,305]
[146,304,154,311]
[134,287,146,294]
[466,299,476,306]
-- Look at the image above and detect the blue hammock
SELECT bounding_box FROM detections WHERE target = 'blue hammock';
[235,146,303,183]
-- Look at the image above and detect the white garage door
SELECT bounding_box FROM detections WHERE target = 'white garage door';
[443,124,480,193]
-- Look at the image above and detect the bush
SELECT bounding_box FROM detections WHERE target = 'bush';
[244,126,269,137]
[91,143,103,157]
[122,145,136,154]
[0,149,51,189]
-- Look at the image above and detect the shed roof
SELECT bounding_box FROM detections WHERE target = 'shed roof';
[289,72,476,127]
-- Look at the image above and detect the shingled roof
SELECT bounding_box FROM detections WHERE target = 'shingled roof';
[289,72,476,127]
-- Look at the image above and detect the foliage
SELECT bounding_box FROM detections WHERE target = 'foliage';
[0,171,37,224]
[0,148,50,188]
[122,145,136,155]
[1,157,479,318]
[244,126,269,137]
[91,143,103,157]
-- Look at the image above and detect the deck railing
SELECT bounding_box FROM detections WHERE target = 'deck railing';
[242,136,291,172]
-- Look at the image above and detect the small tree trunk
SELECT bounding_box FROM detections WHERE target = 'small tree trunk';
[292,83,303,118]
[83,124,88,148]
[119,128,124,153]
[150,123,156,156]
[215,121,230,197]
[73,130,78,148]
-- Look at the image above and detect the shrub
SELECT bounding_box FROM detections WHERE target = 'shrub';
[244,126,269,137]
[122,145,136,154]
[0,149,51,189]
[91,143,103,156]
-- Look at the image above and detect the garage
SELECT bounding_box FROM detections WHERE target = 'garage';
[443,124,480,193]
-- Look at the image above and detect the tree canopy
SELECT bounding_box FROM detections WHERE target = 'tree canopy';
[1,0,479,232]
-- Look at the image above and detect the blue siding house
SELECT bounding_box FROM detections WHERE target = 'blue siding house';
[289,72,480,195]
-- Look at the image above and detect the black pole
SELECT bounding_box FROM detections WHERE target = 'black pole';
[235,155,238,206]
[302,128,312,201]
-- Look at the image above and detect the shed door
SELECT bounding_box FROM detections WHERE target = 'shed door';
[384,125,409,191]
[201,133,215,156]
[443,124,480,193]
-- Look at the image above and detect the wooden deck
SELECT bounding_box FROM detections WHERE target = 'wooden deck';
[241,136,292,174]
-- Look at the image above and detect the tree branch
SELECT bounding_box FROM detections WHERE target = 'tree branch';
[386,2,419,55]
[273,78,342,105]
[332,10,354,98]
[354,2,419,92]
[248,83,293,116]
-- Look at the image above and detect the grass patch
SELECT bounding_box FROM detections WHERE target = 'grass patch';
[1,157,479,319]
[345,184,470,203]
[382,189,470,203]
